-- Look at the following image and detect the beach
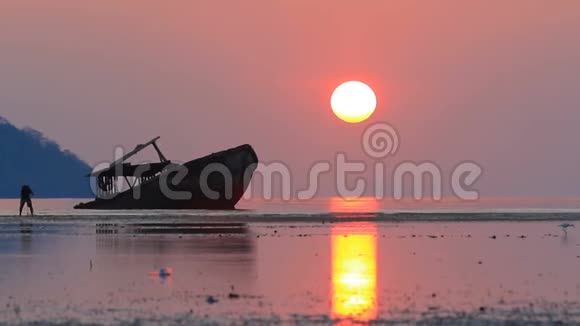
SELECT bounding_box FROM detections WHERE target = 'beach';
[0,199,579,324]
[3,0,580,323]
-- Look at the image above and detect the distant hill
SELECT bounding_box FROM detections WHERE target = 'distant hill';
[0,116,92,198]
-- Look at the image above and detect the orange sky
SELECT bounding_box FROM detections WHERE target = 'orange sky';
[2,1,580,197]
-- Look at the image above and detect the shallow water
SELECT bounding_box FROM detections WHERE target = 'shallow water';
[2,198,580,224]
[0,198,579,324]
[0,219,579,324]
[3,197,580,216]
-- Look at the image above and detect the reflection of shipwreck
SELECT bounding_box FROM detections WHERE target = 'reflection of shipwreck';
[95,223,253,254]
[75,137,258,210]
[95,222,249,235]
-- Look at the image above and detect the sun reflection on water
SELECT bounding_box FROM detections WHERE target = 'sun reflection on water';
[330,197,378,323]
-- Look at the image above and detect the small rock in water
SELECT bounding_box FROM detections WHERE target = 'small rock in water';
[490,235,497,239]
[149,267,173,278]
[206,296,218,304]
[159,267,173,277]
[559,223,575,229]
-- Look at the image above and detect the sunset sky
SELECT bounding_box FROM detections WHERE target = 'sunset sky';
[2,1,580,198]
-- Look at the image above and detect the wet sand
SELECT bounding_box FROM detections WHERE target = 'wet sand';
[0,217,579,324]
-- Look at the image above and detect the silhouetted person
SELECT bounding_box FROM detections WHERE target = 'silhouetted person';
[19,185,34,216]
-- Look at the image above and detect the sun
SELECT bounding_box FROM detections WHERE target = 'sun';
[331,81,377,123]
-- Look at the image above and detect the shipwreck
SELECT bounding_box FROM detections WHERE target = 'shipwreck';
[74,137,258,210]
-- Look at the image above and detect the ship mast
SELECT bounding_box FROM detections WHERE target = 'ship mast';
[89,137,172,198]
